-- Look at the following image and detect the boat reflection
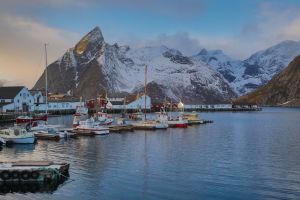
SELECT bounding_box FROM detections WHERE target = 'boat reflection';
[5,143,36,152]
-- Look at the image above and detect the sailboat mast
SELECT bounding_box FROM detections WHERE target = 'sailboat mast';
[144,65,147,121]
[44,44,48,115]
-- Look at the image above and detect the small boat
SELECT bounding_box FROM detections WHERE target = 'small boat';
[0,127,35,144]
[72,113,81,127]
[76,118,109,135]
[128,111,143,121]
[168,116,188,128]
[34,127,67,139]
[182,111,203,125]
[16,114,48,124]
[96,112,114,125]
[154,108,169,129]
[76,97,88,115]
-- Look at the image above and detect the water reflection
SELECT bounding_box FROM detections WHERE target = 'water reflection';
[1,108,300,199]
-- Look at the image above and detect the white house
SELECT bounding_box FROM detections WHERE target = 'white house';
[0,86,35,112]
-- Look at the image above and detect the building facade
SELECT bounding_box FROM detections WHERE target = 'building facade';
[0,86,35,112]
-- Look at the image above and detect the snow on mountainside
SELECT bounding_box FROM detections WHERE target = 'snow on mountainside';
[33,27,237,103]
[193,40,300,95]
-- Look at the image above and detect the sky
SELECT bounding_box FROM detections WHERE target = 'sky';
[1,0,300,88]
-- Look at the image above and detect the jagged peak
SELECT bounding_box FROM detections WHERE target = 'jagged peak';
[197,48,208,55]
[74,26,104,55]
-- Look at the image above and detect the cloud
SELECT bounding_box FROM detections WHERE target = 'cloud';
[117,32,203,56]
[0,0,203,19]
[0,14,79,88]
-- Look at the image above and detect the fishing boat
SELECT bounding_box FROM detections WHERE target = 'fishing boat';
[182,111,203,125]
[96,112,114,125]
[33,127,67,139]
[168,115,188,128]
[72,113,81,127]
[76,97,88,115]
[0,127,35,144]
[154,108,169,129]
[16,114,48,124]
[128,111,143,121]
[75,118,109,135]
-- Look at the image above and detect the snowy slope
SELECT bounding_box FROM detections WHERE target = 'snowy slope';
[34,27,237,103]
[193,41,300,95]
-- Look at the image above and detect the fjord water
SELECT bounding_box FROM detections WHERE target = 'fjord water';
[1,108,300,199]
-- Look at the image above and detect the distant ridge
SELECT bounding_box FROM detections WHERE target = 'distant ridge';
[234,55,300,107]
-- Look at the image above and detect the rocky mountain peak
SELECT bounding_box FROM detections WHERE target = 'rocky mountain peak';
[197,48,208,55]
[74,26,104,56]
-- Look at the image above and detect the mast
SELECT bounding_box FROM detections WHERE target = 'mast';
[144,65,147,121]
[44,44,48,115]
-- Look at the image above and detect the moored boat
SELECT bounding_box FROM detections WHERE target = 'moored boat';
[76,118,109,135]
[16,114,48,124]
[168,115,188,128]
[96,112,114,125]
[0,127,35,144]
[182,111,203,125]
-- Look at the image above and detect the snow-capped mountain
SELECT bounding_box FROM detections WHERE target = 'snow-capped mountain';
[235,55,300,107]
[193,40,300,95]
[33,27,237,103]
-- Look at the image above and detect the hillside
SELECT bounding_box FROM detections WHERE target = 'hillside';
[234,55,300,106]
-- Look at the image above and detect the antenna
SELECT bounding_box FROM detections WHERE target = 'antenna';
[44,43,48,116]
[144,65,147,121]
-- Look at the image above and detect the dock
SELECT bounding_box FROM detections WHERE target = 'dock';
[107,125,134,133]
[0,161,69,183]
[34,133,60,141]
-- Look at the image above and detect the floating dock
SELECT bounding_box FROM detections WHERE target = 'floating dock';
[0,161,69,183]
[107,125,134,133]
[34,133,60,141]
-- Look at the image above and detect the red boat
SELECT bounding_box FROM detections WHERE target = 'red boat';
[16,114,48,124]
[167,116,188,128]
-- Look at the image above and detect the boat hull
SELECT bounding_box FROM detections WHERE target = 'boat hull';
[3,136,35,144]
[16,115,48,124]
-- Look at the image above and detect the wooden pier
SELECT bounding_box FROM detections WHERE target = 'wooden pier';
[107,125,134,133]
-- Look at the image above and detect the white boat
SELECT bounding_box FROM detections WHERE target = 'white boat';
[76,97,88,115]
[155,108,169,129]
[168,115,188,128]
[181,111,203,125]
[0,127,35,144]
[34,127,67,138]
[76,118,109,135]
[96,112,114,125]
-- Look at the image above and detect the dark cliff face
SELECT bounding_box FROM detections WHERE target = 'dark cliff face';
[33,27,107,98]
[235,55,300,106]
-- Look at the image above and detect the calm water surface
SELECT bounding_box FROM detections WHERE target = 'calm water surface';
[1,108,300,199]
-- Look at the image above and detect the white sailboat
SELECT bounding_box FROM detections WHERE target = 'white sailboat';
[131,65,168,130]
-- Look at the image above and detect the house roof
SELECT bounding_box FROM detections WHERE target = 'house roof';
[0,86,24,99]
